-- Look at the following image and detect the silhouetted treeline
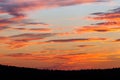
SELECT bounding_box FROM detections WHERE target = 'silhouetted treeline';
[0,64,120,80]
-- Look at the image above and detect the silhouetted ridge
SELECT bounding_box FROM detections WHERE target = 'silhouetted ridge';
[0,64,120,80]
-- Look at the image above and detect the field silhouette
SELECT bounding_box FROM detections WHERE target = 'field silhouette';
[0,64,120,80]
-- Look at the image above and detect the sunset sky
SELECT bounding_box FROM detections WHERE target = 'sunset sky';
[0,0,120,70]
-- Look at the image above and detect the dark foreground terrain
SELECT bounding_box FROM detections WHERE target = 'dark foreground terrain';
[0,64,120,80]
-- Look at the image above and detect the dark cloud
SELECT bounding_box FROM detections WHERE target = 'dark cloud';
[12,27,52,32]
[10,33,55,41]
[24,22,49,26]
[113,39,120,42]
[46,38,107,43]
[90,6,120,21]
[77,45,95,48]
[94,29,109,32]
[0,26,9,30]
[6,53,32,57]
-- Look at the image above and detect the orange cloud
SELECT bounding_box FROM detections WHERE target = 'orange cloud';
[6,41,37,49]
[75,26,120,33]
[0,37,10,44]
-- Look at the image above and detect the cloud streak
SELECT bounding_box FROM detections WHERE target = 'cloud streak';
[77,45,95,48]
[10,27,52,32]
[46,38,107,43]
[75,26,120,33]
[0,33,56,49]
[75,6,120,34]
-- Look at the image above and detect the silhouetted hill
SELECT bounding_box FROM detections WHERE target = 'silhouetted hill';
[0,64,120,80]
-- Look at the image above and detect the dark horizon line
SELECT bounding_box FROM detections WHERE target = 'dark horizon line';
[0,64,120,71]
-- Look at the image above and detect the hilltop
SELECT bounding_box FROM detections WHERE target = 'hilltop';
[0,64,120,80]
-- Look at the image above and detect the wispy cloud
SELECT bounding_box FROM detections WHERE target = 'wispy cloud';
[75,6,120,34]
[88,6,120,26]
[46,38,107,43]
[6,53,32,57]
[0,33,56,49]
[75,26,120,33]
[112,39,120,42]
[77,45,95,48]
[10,27,52,32]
